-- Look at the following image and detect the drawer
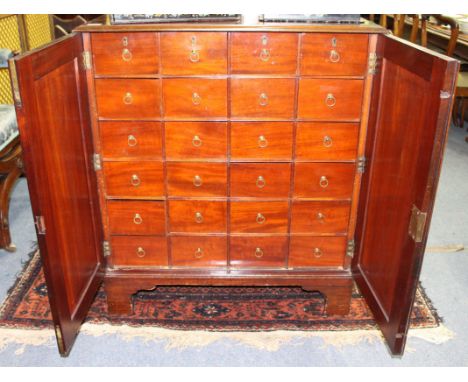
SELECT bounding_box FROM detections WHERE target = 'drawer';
[230,32,298,74]
[103,161,164,198]
[110,236,167,267]
[163,79,227,119]
[294,163,355,199]
[230,201,288,233]
[91,32,159,76]
[289,236,346,268]
[230,122,293,161]
[161,32,227,75]
[230,236,288,268]
[171,236,227,268]
[107,201,166,235]
[296,122,359,161]
[291,201,351,234]
[95,79,161,119]
[297,79,364,121]
[169,201,227,233]
[231,78,295,120]
[230,163,291,198]
[165,122,227,160]
[167,162,227,197]
[100,121,162,160]
[300,34,369,76]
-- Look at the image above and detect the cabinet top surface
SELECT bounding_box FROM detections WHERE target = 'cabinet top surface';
[76,18,387,34]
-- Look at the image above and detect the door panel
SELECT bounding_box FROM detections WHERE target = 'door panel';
[353,34,459,355]
[12,34,103,356]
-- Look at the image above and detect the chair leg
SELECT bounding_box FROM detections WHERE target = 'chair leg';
[0,166,22,252]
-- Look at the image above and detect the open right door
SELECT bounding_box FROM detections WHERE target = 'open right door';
[353,34,459,356]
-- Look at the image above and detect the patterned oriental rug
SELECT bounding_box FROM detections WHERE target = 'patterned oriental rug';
[0,252,454,352]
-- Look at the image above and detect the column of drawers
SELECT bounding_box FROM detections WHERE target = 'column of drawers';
[90,31,369,270]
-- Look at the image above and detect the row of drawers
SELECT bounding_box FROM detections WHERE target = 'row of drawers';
[109,235,347,269]
[108,200,351,234]
[95,78,364,120]
[91,32,369,76]
[101,121,359,161]
[104,162,356,199]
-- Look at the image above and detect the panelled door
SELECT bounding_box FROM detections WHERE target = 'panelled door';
[354,34,459,355]
[11,34,103,356]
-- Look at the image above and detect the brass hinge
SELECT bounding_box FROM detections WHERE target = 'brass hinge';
[8,58,22,107]
[93,153,102,171]
[357,156,366,173]
[408,205,427,243]
[82,51,92,70]
[103,240,111,258]
[368,52,378,75]
[346,239,355,258]
[34,215,46,235]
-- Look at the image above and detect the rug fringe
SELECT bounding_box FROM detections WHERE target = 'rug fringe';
[426,244,465,253]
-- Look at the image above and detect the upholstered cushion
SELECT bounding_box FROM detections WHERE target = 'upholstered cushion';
[0,104,19,150]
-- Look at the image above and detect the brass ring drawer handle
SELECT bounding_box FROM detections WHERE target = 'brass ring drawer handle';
[256,175,266,189]
[133,213,143,225]
[193,175,203,187]
[136,246,146,258]
[254,247,264,258]
[192,135,202,147]
[123,92,133,105]
[189,50,200,62]
[319,176,329,188]
[194,247,204,259]
[323,135,333,147]
[256,213,266,224]
[122,48,133,62]
[195,212,203,224]
[316,212,325,221]
[313,247,323,258]
[325,93,336,108]
[259,93,269,107]
[192,92,201,105]
[260,48,270,62]
[131,174,141,187]
[329,49,340,63]
[258,135,268,148]
[127,134,137,147]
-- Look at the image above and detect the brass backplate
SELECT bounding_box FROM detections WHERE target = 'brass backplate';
[408,205,427,243]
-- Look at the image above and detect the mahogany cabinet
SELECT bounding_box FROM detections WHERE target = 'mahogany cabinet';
[9,20,459,357]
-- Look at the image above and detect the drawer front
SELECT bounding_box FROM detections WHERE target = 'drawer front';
[298,79,364,121]
[91,32,159,76]
[230,163,291,198]
[230,32,298,74]
[291,201,351,234]
[289,236,346,268]
[294,163,355,199]
[171,236,227,267]
[161,32,227,75]
[296,122,359,161]
[95,79,161,119]
[103,161,164,198]
[110,236,168,267]
[169,201,227,233]
[163,79,227,119]
[231,78,295,120]
[230,201,289,233]
[230,236,288,268]
[301,34,369,76]
[230,122,293,161]
[107,201,166,235]
[167,162,227,197]
[100,121,162,160]
[165,122,227,160]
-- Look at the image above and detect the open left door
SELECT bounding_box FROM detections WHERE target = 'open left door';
[353,34,459,356]
[11,34,104,356]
